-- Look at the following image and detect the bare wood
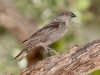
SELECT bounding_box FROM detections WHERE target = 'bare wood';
[0,1,43,67]
[20,39,100,75]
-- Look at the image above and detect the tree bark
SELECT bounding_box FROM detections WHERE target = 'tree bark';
[19,39,100,75]
[0,1,43,67]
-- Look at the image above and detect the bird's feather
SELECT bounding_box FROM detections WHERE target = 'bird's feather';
[15,22,62,61]
[15,22,61,61]
[14,42,34,61]
[22,22,60,43]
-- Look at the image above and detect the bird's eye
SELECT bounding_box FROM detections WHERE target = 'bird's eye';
[66,12,69,16]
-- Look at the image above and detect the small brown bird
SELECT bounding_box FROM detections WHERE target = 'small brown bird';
[15,11,76,61]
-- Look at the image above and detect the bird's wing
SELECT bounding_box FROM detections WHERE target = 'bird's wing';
[15,22,61,61]
[22,22,61,43]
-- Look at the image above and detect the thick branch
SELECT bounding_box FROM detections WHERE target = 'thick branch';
[20,39,100,75]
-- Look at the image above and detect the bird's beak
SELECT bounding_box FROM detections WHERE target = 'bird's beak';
[71,12,76,18]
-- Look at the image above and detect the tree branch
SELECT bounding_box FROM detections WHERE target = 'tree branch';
[20,39,100,75]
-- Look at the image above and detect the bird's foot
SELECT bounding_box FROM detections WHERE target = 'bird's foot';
[44,47,61,55]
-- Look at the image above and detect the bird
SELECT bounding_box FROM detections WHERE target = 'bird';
[14,11,76,61]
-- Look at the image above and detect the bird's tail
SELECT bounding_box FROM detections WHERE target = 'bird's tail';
[14,44,34,61]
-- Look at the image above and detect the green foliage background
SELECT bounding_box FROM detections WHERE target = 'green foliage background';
[0,0,100,75]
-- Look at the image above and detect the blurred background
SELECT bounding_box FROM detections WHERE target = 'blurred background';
[0,0,100,75]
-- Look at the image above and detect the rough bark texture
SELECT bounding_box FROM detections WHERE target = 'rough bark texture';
[19,39,100,75]
[0,1,43,67]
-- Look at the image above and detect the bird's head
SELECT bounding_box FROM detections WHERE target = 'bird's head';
[57,11,76,22]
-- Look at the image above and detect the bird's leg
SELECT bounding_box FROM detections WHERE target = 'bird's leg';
[43,45,61,55]
[43,47,51,54]
[47,47,59,54]
[46,47,54,54]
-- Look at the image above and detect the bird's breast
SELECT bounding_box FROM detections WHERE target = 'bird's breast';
[49,24,68,43]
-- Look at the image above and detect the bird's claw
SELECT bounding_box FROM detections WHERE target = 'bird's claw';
[44,48,61,55]
[44,50,50,54]
[44,48,52,54]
